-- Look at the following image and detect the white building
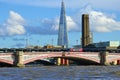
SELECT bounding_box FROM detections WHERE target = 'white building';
[94,41,120,48]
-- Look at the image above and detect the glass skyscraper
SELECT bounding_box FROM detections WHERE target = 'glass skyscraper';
[57,1,68,48]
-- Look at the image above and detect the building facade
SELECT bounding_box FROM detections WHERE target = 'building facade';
[94,41,120,48]
[57,1,68,48]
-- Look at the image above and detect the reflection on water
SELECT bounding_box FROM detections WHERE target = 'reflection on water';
[0,66,120,80]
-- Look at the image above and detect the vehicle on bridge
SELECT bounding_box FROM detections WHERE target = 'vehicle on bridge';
[70,48,83,52]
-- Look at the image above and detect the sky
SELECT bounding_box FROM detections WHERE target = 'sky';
[0,0,120,48]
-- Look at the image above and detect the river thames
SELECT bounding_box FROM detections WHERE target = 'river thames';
[0,66,120,80]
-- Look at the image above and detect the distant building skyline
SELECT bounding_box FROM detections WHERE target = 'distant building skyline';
[0,0,120,48]
[57,1,68,48]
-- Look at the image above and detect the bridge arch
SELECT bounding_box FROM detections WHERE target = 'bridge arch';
[23,54,100,65]
[0,59,13,65]
[25,59,55,66]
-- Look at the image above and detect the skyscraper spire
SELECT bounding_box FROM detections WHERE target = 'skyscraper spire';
[57,1,68,48]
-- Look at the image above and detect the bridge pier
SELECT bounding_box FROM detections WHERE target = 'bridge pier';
[57,58,69,66]
[14,51,25,67]
[99,51,109,65]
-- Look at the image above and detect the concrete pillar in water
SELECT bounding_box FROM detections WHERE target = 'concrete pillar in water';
[99,51,109,65]
[65,59,69,66]
[56,58,69,66]
[117,60,120,65]
[61,58,65,65]
[57,58,61,66]
[14,51,25,67]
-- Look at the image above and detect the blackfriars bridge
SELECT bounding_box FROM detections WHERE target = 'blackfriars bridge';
[0,51,120,67]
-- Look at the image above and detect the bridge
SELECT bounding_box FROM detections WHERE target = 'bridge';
[0,51,120,67]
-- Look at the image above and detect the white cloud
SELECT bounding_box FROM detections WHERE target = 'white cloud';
[26,18,58,35]
[26,6,120,34]
[74,5,120,32]
[51,16,78,31]
[26,16,78,35]
[90,11,120,32]
[66,16,78,31]
[0,11,26,36]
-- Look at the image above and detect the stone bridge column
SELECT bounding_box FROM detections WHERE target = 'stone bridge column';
[56,52,69,66]
[99,51,109,65]
[14,51,25,67]
[56,58,69,66]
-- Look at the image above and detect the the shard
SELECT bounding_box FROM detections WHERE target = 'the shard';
[57,1,68,48]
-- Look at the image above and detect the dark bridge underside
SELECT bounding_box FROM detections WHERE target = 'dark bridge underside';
[25,57,100,66]
[66,57,100,65]
[0,62,13,67]
[26,60,55,66]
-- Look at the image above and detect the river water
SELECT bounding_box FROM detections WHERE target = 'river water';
[0,66,120,80]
